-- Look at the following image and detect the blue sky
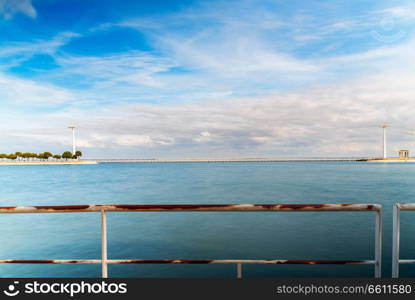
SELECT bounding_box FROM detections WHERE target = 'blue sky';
[0,0,415,158]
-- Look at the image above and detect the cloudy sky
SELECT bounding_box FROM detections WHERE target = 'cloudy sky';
[0,0,414,158]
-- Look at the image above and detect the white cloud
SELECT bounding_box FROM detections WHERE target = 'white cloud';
[0,73,73,104]
[0,32,79,70]
[115,135,152,146]
[194,131,212,143]
[54,51,175,88]
[121,5,319,80]
[159,34,318,76]
[0,0,36,19]
[377,3,415,21]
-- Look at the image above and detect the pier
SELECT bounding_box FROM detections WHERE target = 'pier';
[96,158,367,163]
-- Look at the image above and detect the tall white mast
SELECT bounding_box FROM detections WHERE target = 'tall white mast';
[380,124,389,159]
[68,126,76,154]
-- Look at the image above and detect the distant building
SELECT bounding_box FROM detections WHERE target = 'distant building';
[399,150,409,159]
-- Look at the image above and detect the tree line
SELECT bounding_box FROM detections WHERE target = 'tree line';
[0,151,82,161]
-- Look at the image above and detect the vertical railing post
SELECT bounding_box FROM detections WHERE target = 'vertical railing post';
[392,204,400,278]
[236,263,242,279]
[374,208,382,278]
[101,208,108,278]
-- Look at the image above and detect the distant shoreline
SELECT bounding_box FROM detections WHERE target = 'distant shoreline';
[0,160,98,165]
[3,158,414,165]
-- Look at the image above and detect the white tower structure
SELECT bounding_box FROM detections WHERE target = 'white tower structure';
[68,126,76,155]
[380,124,389,159]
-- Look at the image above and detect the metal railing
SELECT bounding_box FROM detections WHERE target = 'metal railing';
[392,203,415,277]
[0,203,382,278]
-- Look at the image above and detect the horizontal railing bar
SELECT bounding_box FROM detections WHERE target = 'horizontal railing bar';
[398,259,415,264]
[396,204,415,211]
[0,204,381,213]
[107,259,376,265]
[0,259,376,265]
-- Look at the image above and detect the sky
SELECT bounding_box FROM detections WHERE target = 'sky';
[0,0,415,158]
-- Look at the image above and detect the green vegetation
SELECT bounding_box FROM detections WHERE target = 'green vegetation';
[62,151,73,160]
[0,151,83,161]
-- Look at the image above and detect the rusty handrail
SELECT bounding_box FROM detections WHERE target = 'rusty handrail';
[0,203,382,278]
[0,203,381,213]
[0,259,376,264]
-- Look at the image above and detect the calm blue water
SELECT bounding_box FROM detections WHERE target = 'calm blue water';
[1,161,415,278]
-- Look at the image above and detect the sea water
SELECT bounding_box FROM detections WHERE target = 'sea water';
[0,161,415,278]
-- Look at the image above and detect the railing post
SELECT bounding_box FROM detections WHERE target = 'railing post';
[236,263,242,279]
[101,208,108,278]
[374,208,382,278]
[392,204,400,278]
